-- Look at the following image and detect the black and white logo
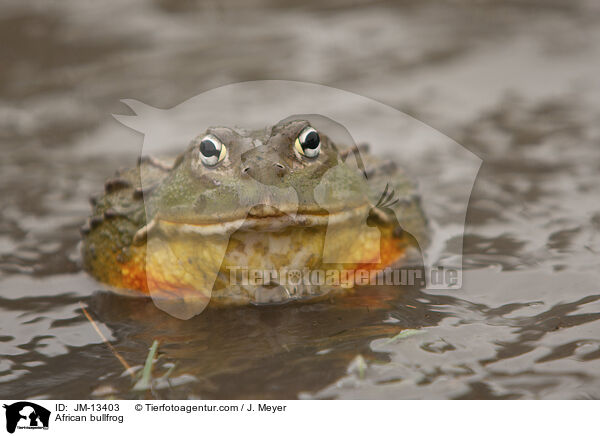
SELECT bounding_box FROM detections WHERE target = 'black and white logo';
[3,402,50,434]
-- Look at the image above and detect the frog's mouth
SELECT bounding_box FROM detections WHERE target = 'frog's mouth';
[156,202,371,237]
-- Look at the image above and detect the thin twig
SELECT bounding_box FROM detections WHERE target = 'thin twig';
[79,301,135,379]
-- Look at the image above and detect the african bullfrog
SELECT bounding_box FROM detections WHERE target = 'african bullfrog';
[81,119,427,315]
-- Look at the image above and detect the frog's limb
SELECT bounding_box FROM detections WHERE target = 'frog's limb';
[211,282,349,306]
[375,183,399,209]
[369,206,394,225]
[132,216,158,245]
[363,154,429,252]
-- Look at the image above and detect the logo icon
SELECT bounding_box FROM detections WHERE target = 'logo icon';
[3,402,50,434]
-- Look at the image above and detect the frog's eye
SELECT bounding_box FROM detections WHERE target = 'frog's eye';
[198,134,227,167]
[294,127,321,158]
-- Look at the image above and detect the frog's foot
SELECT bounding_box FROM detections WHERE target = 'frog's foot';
[375,183,399,209]
[251,283,344,305]
[211,283,348,306]
[252,284,293,305]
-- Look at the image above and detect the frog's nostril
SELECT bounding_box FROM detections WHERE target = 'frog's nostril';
[242,166,251,175]
[273,162,286,176]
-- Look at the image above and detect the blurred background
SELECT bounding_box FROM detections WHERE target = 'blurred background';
[1,0,600,399]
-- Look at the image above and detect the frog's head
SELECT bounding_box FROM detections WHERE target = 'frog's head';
[145,119,371,234]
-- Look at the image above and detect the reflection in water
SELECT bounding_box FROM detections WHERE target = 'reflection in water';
[1,0,600,399]
[86,282,443,399]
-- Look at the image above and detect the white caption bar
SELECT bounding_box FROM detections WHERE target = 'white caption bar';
[0,400,595,436]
